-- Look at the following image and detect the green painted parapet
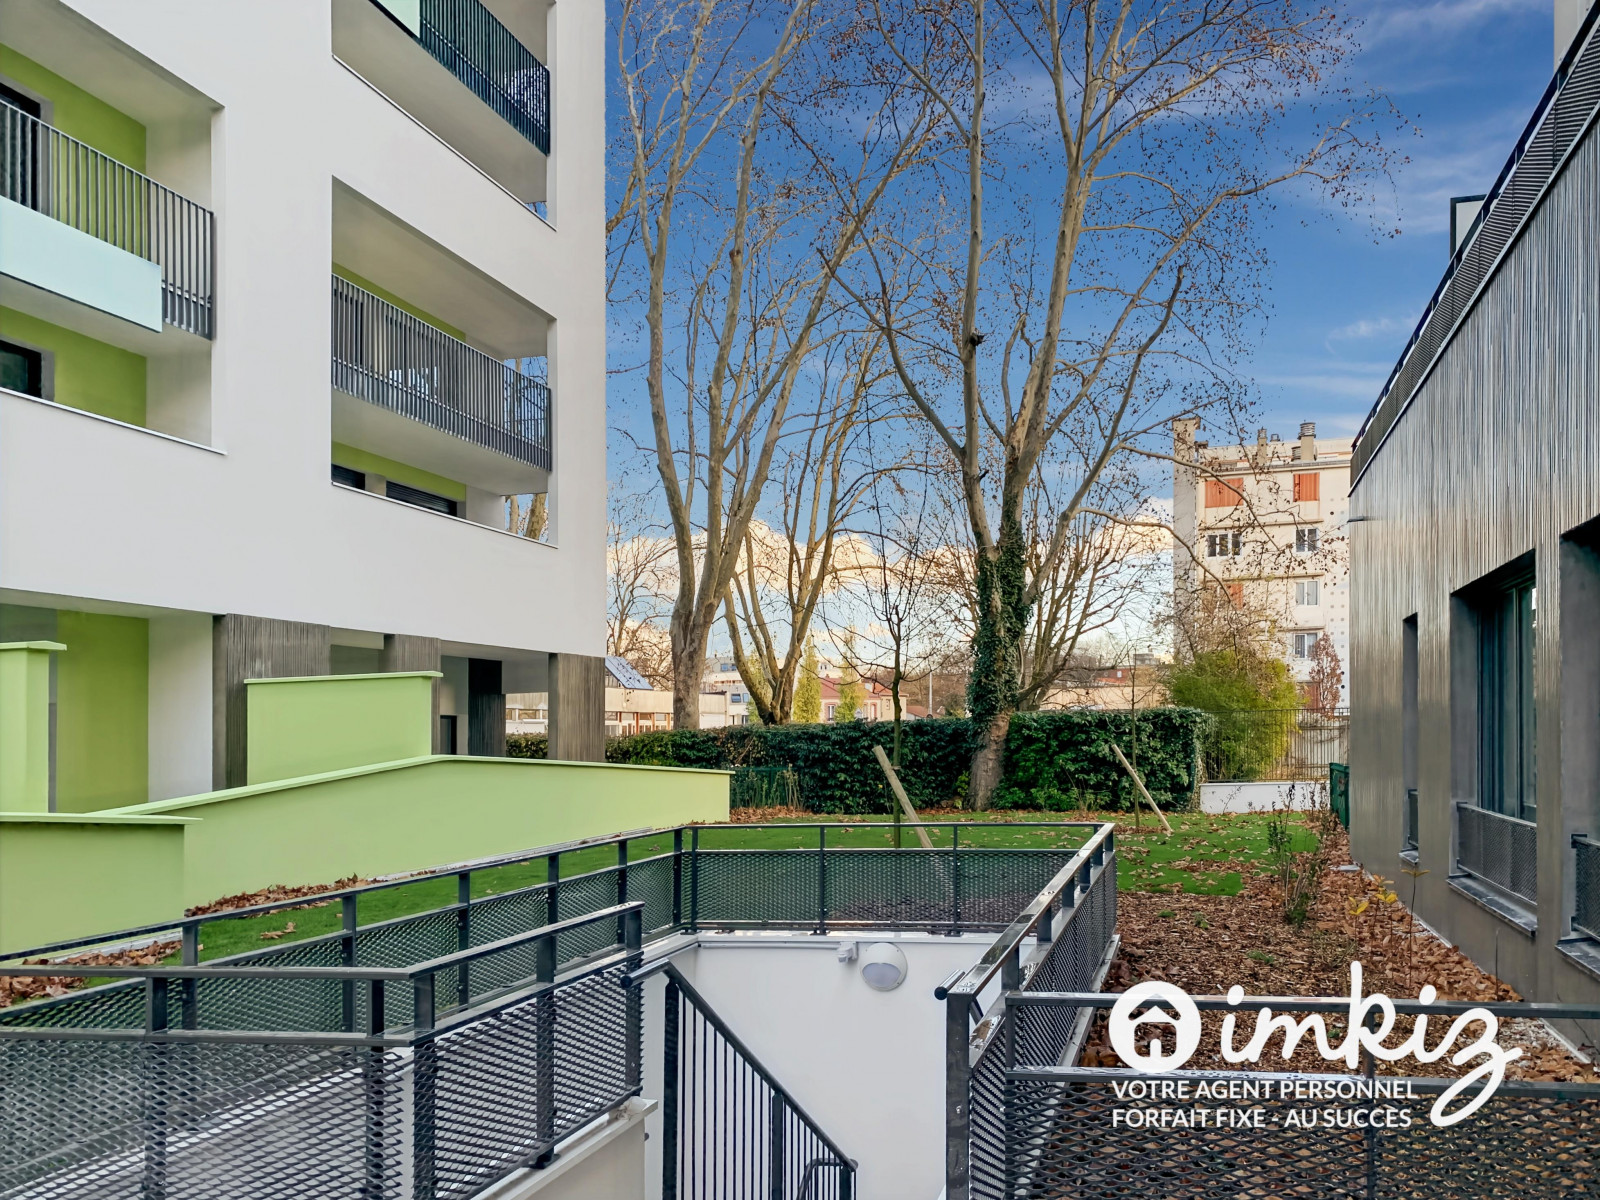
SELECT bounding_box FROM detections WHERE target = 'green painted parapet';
[0,642,66,812]
[113,756,731,912]
[245,671,439,784]
[0,813,192,954]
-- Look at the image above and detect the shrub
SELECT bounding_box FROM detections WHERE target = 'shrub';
[582,708,1208,815]
[506,734,547,759]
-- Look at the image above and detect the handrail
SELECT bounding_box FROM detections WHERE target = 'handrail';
[659,962,856,1170]
[1353,0,1600,478]
[936,821,1115,1000]
[1008,990,1600,1022]
[417,0,550,153]
[0,99,215,337]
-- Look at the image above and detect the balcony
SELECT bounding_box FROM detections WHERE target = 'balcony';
[0,100,214,339]
[334,0,550,202]
[331,274,551,487]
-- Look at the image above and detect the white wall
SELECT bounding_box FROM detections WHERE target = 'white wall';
[663,933,1001,1200]
[0,0,607,659]
[147,611,213,801]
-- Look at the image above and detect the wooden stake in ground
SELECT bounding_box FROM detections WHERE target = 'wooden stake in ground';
[873,745,935,850]
[1111,743,1173,835]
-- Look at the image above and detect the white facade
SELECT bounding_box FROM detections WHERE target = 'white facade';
[1171,421,1351,703]
[0,0,605,802]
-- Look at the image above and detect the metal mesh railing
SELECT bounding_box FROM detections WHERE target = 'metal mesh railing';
[418,0,550,153]
[658,964,855,1199]
[332,274,551,470]
[1002,1068,1600,1200]
[1354,2,1600,477]
[1403,787,1419,853]
[1576,834,1600,941]
[0,100,215,338]
[940,825,1119,1200]
[1456,801,1538,905]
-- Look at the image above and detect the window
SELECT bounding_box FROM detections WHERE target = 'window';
[1205,477,1243,508]
[1293,632,1319,659]
[1295,579,1320,606]
[386,480,459,517]
[331,464,366,489]
[1295,527,1319,554]
[0,340,44,398]
[1478,569,1536,821]
[1206,531,1242,557]
[1293,472,1320,502]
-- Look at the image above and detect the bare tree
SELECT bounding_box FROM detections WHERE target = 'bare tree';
[844,0,1395,806]
[833,455,963,764]
[606,474,676,688]
[610,0,946,727]
[721,333,894,724]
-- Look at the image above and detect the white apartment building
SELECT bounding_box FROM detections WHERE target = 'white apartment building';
[0,0,607,809]
[1171,420,1351,703]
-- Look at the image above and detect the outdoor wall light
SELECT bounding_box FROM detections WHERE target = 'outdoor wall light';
[860,942,907,991]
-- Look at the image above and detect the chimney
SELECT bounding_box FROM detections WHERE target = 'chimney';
[1256,428,1268,444]
[1299,422,1316,464]
[1172,417,1199,464]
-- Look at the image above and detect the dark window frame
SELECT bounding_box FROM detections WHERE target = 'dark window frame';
[386,479,459,517]
[0,338,44,398]
[1473,558,1537,822]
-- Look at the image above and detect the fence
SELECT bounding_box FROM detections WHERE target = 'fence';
[419,0,550,153]
[729,764,800,809]
[1,100,215,337]
[940,823,1119,1200]
[332,274,552,470]
[1354,0,1600,477]
[1456,801,1538,905]
[656,963,855,1200]
[1200,708,1349,782]
[1575,834,1600,942]
[998,992,1600,1200]
[0,821,1105,1199]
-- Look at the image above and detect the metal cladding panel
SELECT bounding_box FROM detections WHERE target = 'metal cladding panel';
[1349,111,1600,1009]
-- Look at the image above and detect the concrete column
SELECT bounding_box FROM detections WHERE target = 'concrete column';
[0,642,65,812]
[385,634,443,752]
[467,657,506,757]
[213,615,329,789]
[548,652,605,762]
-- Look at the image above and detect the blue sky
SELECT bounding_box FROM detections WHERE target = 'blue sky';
[1252,0,1555,440]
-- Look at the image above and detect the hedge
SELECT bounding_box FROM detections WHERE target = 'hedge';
[506,709,1210,815]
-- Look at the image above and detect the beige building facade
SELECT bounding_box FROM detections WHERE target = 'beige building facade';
[1172,420,1351,704]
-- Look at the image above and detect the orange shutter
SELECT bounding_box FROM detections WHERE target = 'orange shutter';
[1205,477,1244,508]
[1293,472,1320,502]
[1225,582,1244,608]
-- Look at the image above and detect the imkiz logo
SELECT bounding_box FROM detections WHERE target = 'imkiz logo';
[1106,963,1522,1127]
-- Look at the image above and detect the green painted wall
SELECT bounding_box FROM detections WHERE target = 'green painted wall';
[333,265,468,341]
[113,756,730,908]
[332,441,467,501]
[0,642,64,813]
[55,611,148,813]
[0,814,189,954]
[245,672,437,785]
[0,46,145,169]
[0,308,147,425]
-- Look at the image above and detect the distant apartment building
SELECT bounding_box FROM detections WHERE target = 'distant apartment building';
[1171,420,1352,705]
[0,0,608,811]
[1347,0,1600,1014]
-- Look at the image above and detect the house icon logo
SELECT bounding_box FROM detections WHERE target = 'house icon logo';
[1108,980,1202,1072]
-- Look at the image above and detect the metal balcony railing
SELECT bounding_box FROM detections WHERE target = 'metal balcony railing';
[1354,0,1600,477]
[331,274,551,470]
[1456,801,1538,905]
[0,100,215,338]
[1404,787,1419,853]
[415,0,550,153]
[1576,833,1600,941]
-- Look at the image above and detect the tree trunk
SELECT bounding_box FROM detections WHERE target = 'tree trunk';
[671,634,706,731]
[966,513,1029,809]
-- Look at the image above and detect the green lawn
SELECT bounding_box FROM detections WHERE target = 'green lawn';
[166,810,1307,964]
